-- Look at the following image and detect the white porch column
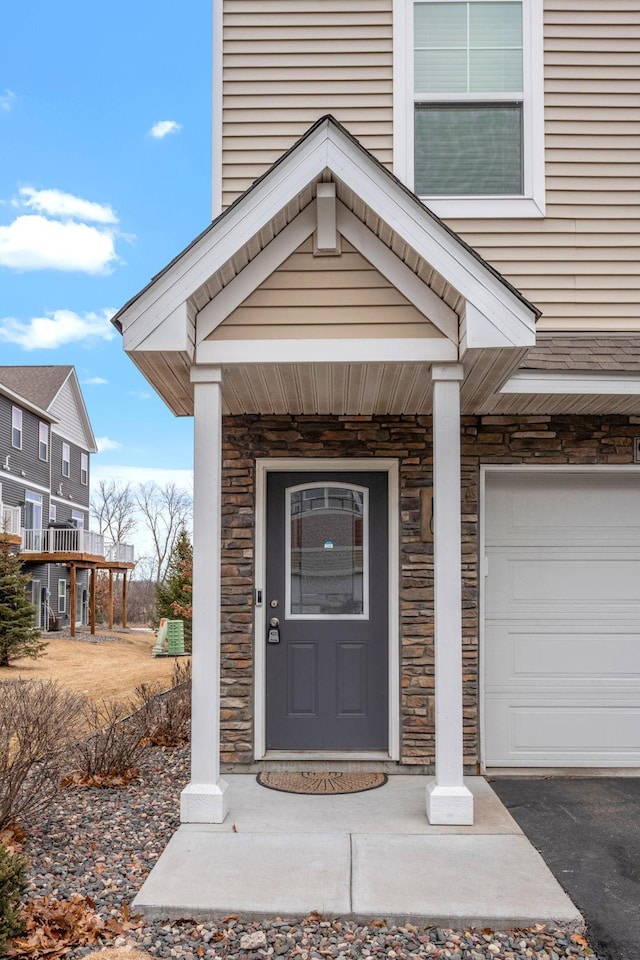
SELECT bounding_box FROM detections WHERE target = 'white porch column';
[426,363,474,825]
[180,365,229,823]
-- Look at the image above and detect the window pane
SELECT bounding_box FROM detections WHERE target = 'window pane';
[289,486,366,617]
[415,1,466,49]
[415,49,467,93]
[414,102,523,195]
[470,48,522,92]
[470,2,522,48]
[414,1,522,94]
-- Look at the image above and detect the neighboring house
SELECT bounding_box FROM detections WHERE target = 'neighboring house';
[0,366,134,634]
[113,0,640,827]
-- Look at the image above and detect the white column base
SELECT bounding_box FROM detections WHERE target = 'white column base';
[426,781,474,825]
[180,780,229,824]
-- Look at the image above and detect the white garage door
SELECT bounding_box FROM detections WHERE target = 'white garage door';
[484,471,640,767]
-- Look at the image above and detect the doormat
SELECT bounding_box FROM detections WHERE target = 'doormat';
[257,771,387,795]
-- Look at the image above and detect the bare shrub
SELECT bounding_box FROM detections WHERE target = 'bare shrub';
[135,657,191,747]
[0,680,86,830]
[69,700,147,783]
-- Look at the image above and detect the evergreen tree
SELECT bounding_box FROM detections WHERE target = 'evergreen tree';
[0,537,46,667]
[156,528,193,650]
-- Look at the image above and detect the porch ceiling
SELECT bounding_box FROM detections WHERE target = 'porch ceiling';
[222,361,436,416]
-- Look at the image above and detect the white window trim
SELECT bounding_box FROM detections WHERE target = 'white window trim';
[58,579,67,615]
[62,442,70,478]
[11,407,22,449]
[393,0,545,218]
[80,452,88,485]
[49,503,57,522]
[38,422,49,462]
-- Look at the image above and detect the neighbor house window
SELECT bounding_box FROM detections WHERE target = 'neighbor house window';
[11,407,22,449]
[39,422,49,461]
[58,579,67,614]
[80,452,88,485]
[62,443,70,478]
[71,510,85,530]
[393,0,544,217]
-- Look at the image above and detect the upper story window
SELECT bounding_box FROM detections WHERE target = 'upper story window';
[394,0,544,218]
[38,422,49,461]
[11,407,22,449]
[80,452,88,486]
[62,442,70,478]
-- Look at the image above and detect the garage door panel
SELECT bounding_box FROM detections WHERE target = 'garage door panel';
[484,470,640,768]
[486,551,640,618]
[486,473,640,547]
[485,621,640,689]
[486,702,640,766]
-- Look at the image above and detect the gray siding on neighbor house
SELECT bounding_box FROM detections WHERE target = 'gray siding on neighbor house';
[50,433,90,509]
[0,394,51,489]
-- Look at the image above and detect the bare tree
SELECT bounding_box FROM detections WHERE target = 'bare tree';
[135,482,192,583]
[90,479,138,544]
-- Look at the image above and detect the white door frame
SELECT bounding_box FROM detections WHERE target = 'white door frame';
[479,463,640,772]
[254,458,400,761]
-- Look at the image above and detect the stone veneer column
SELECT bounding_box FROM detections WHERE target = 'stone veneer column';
[180,366,229,823]
[426,364,474,825]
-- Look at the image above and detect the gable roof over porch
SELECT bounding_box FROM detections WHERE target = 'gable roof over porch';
[112,115,539,416]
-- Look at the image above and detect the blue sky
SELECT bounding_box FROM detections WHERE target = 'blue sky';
[0,0,212,497]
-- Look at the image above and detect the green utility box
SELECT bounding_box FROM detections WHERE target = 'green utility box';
[166,619,185,655]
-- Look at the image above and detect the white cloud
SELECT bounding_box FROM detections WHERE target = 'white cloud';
[96,436,121,452]
[129,389,152,400]
[150,120,182,139]
[20,186,118,225]
[85,376,108,385]
[0,90,15,112]
[0,308,117,350]
[0,214,118,272]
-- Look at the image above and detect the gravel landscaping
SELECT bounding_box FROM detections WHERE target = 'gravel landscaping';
[20,746,599,959]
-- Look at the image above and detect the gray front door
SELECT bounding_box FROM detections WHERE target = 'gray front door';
[266,471,388,751]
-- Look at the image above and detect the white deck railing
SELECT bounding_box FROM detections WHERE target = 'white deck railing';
[1,503,21,537]
[104,540,135,563]
[21,528,105,555]
[20,528,134,562]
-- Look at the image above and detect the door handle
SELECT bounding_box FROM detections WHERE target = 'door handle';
[267,617,280,644]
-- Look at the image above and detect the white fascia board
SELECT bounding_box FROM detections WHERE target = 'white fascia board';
[336,203,458,343]
[122,126,332,352]
[325,135,537,347]
[196,203,317,343]
[196,337,458,365]
[129,302,194,354]
[461,302,536,352]
[502,371,640,395]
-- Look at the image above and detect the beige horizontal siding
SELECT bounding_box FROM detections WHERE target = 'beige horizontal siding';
[450,1,640,333]
[222,0,393,208]
[209,238,444,341]
[221,0,640,334]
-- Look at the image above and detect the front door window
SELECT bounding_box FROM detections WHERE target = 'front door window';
[287,484,368,618]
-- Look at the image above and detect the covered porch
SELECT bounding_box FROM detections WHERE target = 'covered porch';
[113,116,540,837]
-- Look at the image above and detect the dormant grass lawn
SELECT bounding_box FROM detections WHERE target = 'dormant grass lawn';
[0,628,178,704]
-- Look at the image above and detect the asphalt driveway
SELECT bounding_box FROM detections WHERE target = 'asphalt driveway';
[491,777,640,960]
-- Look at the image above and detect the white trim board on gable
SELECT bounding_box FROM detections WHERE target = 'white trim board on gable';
[114,117,539,416]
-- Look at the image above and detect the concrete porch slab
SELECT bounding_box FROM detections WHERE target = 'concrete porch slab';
[133,775,583,928]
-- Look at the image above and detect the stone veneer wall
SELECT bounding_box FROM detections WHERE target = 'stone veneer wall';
[220,413,640,768]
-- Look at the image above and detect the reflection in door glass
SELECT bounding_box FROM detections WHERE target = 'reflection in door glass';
[289,486,367,616]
